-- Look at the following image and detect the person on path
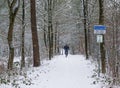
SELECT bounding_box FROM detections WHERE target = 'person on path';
[64,44,69,57]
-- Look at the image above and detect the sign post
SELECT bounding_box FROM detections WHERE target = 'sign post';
[94,25,106,77]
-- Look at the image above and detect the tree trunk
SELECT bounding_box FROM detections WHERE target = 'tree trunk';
[7,16,15,70]
[43,2,48,50]
[7,0,20,70]
[99,0,106,73]
[48,0,53,60]
[21,0,25,69]
[83,0,88,59]
[30,0,40,66]
[54,22,58,54]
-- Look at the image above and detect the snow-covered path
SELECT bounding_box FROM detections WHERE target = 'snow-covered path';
[27,55,101,88]
[1,55,101,88]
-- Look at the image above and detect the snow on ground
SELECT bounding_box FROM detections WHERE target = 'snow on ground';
[0,55,102,88]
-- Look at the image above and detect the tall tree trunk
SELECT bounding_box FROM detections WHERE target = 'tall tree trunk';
[112,2,119,84]
[99,0,106,73]
[54,22,58,54]
[7,0,20,70]
[30,0,40,66]
[86,0,92,56]
[83,0,88,59]
[21,0,25,69]
[48,0,53,60]
[43,1,48,50]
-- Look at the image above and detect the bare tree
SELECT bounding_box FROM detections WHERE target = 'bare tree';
[99,0,106,73]
[30,0,40,66]
[48,0,54,60]
[7,0,20,70]
[21,0,25,69]
[83,0,89,59]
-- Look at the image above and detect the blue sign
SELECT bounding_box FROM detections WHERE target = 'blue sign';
[94,25,106,30]
[94,25,106,34]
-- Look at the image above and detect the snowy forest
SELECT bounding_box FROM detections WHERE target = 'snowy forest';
[0,0,120,88]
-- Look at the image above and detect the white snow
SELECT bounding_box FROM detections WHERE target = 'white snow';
[0,55,102,88]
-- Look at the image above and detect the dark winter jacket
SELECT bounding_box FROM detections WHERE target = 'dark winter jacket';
[64,45,69,52]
